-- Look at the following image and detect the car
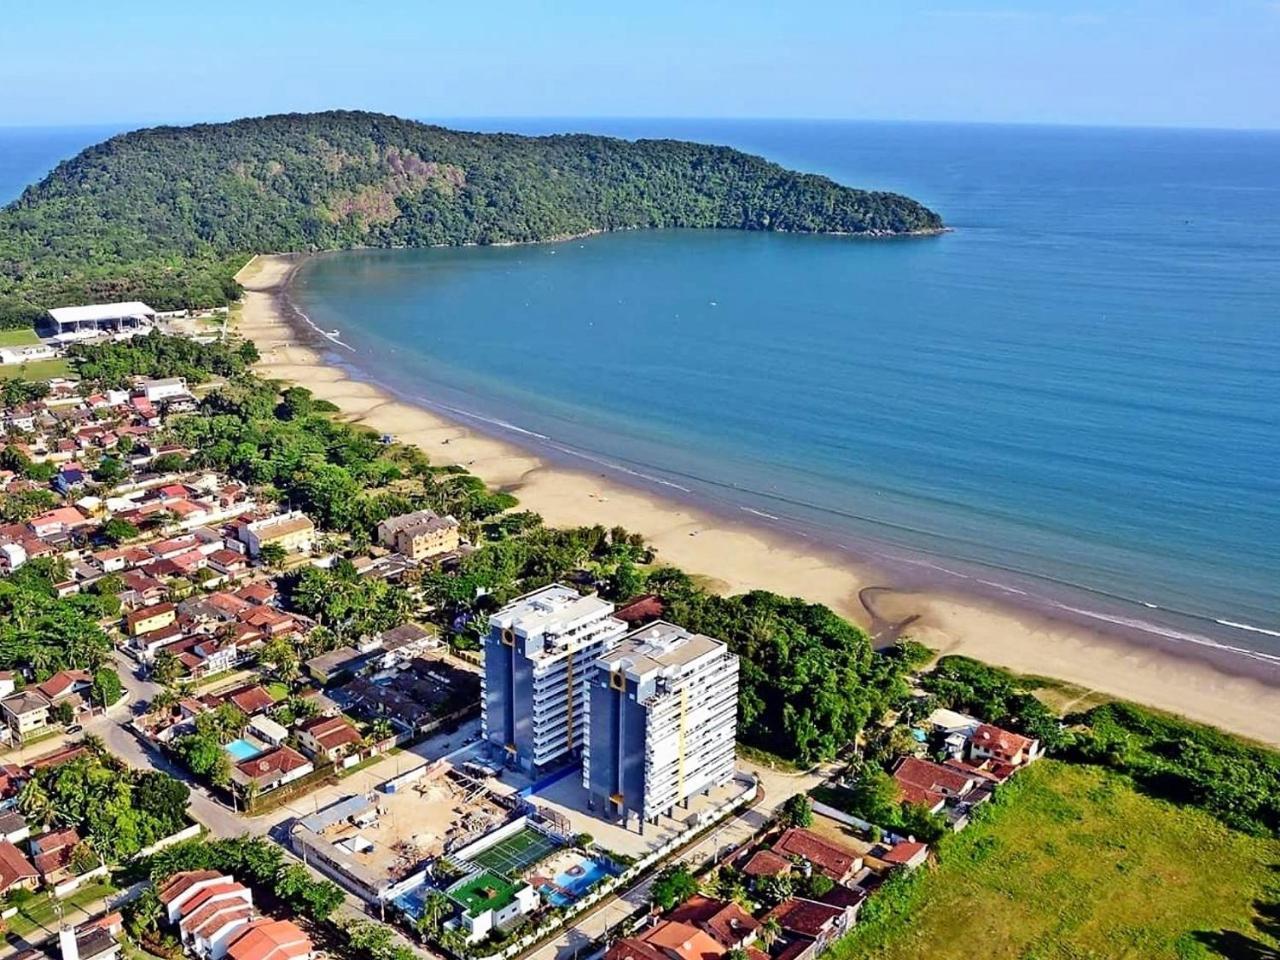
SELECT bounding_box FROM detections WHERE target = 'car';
[67,724,83,735]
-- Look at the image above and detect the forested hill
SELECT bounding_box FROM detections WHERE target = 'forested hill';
[0,111,943,325]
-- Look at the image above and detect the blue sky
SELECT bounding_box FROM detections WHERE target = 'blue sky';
[4,0,1279,129]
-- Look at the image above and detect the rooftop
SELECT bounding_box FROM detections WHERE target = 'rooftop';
[490,584,623,656]
[47,302,155,324]
[450,870,521,918]
[597,620,726,680]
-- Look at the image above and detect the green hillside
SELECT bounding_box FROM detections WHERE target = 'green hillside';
[0,111,943,327]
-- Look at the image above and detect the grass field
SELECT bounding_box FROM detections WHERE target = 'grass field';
[472,826,560,876]
[0,357,71,380]
[451,870,521,917]
[0,328,41,347]
[829,761,1280,960]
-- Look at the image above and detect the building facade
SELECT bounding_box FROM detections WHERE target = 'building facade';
[584,621,738,829]
[375,510,460,561]
[482,584,626,773]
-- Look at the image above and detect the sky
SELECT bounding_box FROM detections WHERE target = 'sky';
[3,0,1279,129]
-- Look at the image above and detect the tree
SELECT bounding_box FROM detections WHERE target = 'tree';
[92,668,124,707]
[780,793,813,828]
[152,649,183,686]
[757,872,793,906]
[259,542,287,569]
[100,517,140,545]
[416,891,453,939]
[651,864,698,911]
[92,457,127,485]
[758,917,782,949]
[17,778,52,826]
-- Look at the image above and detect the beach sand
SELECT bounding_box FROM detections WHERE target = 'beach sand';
[235,253,1280,747]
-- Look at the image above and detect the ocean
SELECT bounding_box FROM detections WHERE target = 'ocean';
[6,119,1280,662]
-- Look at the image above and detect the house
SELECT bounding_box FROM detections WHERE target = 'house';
[36,669,93,711]
[0,811,29,844]
[667,895,760,950]
[637,920,727,960]
[2,690,52,742]
[31,827,85,884]
[305,646,368,685]
[970,723,1041,767]
[61,912,125,960]
[207,549,250,579]
[765,896,856,947]
[138,377,190,403]
[0,839,38,894]
[223,918,313,960]
[376,622,438,662]
[239,512,314,559]
[247,716,289,748]
[375,510,460,561]
[233,746,313,795]
[175,877,255,958]
[220,685,276,717]
[28,506,90,538]
[741,848,792,881]
[772,828,863,884]
[881,840,929,871]
[159,870,238,922]
[0,672,15,700]
[296,715,362,764]
[126,601,177,637]
[891,756,988,813]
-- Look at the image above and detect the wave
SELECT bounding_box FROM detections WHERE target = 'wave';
[1216,619,1280,640]
[741,507,780,520]
[1051,602,1280,666]
[294,306,356,352]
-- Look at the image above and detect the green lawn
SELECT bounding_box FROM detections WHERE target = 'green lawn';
[0,357,71,380]
[451,871,520,917]
[265,682,289,701]
[830,761,1280,960]
[0,328,41,346]
[4,880,119,937]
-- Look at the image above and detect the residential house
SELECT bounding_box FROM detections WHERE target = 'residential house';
[36,669,93,715]
[764,897,856,956]
[772,828,863,885]
[296,715,362,764]
[970,723,1041,767]
[2,690,51,742]
[223,918,313,960]
[666,895,760,950]
[881,840,929,871]
[126,601,177,637]
[0,811,30,844]
[31,827,85,885]
[232,746,313,796]
[61,912,125,960]
[304,647,368,685]
[0,839,37,895]
[891,756,989,814]
[220,686,276,717]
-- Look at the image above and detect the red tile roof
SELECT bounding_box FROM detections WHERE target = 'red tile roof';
[605,939,668,960]
[0,840,36,892]
[892,756,979,808]
[225,685,275,715]
[667,895,759,947]
[159,870,225,905]
[774,828,860,881]
[741,849,792,878]
[236,746,310,783]
[639,921,725,960]
[765,897,845,938]
[971,723,1035,763]
[882,840,929,866]
[225,918,312,960]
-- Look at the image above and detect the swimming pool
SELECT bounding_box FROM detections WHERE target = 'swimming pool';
[225,738,262,762]
[538,855,615,907]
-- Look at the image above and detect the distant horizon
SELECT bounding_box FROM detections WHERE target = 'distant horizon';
[2,113,1279,136]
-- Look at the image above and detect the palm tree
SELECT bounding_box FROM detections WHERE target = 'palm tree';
[416,891,452,941]
[758,917,782,949]
[17,778,52,826]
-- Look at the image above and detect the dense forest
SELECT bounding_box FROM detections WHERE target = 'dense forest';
[0,111,943,325]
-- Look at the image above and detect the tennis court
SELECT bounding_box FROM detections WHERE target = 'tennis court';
[471,826,561,875]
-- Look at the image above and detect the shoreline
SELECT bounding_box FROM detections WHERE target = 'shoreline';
[236,252,1280,748]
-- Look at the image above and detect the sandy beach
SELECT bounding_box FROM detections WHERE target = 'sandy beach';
[235,253,1280,747]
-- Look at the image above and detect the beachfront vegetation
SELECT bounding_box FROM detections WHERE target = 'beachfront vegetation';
[0,111,943,327]
[828,760,1280,960]
[67,329,259,388]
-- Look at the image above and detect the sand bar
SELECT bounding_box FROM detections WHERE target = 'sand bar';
[236,253,1280,748]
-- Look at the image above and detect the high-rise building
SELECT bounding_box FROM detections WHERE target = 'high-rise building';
[482,584,627,773]
[583,621,738,830]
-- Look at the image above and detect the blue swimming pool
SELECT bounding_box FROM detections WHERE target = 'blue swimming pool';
[225,738,262,762]
[539,856,615,907]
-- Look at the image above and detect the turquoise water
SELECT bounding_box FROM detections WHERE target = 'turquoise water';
[4,120,1279,665]
[538,855,614,906]
[225,738,262,762]
[292,120,1280,664]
